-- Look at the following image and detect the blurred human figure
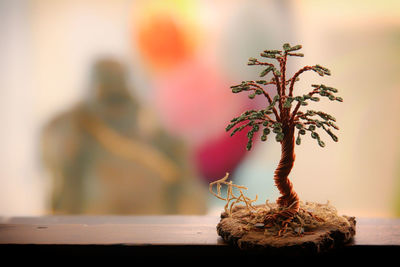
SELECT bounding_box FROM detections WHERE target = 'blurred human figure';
[41,58,207,214]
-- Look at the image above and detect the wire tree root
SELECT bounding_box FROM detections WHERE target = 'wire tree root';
[216,201,356,254]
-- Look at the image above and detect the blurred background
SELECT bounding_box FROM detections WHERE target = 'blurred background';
[1,0,400,217]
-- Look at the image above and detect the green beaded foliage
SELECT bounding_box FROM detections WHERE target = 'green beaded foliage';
[227,43,342,150]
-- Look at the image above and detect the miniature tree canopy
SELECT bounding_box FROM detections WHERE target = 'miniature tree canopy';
[210,44,355,252]
[225,43,343,231]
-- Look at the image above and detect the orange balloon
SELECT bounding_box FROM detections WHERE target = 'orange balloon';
[137,14,191,71]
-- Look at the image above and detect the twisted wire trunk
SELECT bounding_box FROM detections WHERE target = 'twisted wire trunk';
[272,125,300,220]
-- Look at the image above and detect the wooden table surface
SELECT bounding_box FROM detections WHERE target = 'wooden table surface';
[1,216,399,261]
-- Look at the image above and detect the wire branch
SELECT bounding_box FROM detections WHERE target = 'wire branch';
[290,101,302,123]
[247,82,281,121]
[288,66,314,97]
[253,59,282,98]
[279,55,287,96]
[247,82,273,104]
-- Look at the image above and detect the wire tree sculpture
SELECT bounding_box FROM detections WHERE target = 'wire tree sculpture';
[225,43,343,228]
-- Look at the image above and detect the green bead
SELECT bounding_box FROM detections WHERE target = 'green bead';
[283,43,291,51]
[256,80,267,85]
[260,52,276,59]
[311,132,319,139]
[296,136,301,145]
[273,69,281,76]
[263,49,280,54]
[326,87,338,93]
[288,44,302,52]
[283,100,291,108]
[318,140,325,147]
[273,126,282,133]
[260,66,273,77]
[289,52,304,57]
[275,133,284,142]
[246,142,252,151]
[226,124,234,131]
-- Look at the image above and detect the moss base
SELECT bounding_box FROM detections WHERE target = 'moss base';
[217,201,356,254]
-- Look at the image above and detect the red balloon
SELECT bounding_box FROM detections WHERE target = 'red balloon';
[194,129,250,182]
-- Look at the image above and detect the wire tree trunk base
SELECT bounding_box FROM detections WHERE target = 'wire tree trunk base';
[216,202,355,254]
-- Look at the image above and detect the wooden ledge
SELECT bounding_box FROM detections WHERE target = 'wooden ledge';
[1,216,399,261]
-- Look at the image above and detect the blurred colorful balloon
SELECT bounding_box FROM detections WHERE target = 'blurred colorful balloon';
[153,60,243,141]
[132,0,262,181]
[134,0,200,72]
[194,129,250,182]
[137,15,189,71]
[153,59,256,180]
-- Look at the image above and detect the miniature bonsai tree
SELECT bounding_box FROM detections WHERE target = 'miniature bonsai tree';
[225,43,343,229]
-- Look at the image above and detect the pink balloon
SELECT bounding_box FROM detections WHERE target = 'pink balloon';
[154,59,246,144]
[153,58,262,181]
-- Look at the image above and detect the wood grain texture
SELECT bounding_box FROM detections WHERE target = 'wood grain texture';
[0,216,399,246]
